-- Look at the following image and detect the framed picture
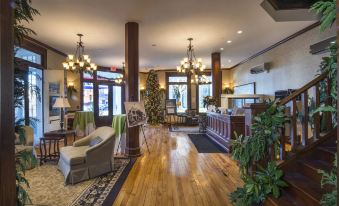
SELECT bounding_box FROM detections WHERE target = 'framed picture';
[49,82,60,96]
[165,99,177,115]
[49,96,60,117]
[124,101,147,128]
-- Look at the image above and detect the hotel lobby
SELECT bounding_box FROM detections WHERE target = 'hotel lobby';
[0,0,338,206]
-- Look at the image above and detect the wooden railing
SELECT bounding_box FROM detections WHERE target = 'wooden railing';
[276,72,333,160]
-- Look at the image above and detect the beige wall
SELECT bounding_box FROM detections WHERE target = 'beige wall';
[231,25,336,95]
[44,50,66,132]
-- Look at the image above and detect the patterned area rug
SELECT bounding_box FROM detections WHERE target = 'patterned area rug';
[25,157,134,206]
[169,125,200,133]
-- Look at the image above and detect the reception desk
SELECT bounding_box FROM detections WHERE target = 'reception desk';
[206,112,245,152]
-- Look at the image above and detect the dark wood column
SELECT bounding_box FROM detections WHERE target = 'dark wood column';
[212,52,222,106]
[0,0,15,205]
[336,3,339,203]
[125,22,141,156]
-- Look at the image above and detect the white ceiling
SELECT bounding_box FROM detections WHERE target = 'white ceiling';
[26,0,315,71]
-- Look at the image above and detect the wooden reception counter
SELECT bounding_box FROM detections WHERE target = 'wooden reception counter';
[206,112,245,152]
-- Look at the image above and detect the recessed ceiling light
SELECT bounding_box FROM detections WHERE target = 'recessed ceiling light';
[227,40,232,44]
[220,48,224,51]
[221,64,225,67]
[237,30,243,34]
[228,60,232,63]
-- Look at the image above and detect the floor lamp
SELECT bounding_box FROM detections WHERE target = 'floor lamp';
[53,97,71,130]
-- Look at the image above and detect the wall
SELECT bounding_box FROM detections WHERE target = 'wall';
[232,25,336,95]
[43,49,66,132]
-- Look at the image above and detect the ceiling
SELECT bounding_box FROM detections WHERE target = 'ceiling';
[26,0,315,71]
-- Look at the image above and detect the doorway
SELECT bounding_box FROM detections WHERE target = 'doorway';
[81,70,124,127]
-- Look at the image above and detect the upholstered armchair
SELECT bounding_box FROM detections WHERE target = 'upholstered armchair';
[58,126,116,184]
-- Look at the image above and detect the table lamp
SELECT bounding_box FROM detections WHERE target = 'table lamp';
[53,97,71,130]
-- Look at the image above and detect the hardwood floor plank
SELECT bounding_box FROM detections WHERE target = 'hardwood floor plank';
[112,126,242,206]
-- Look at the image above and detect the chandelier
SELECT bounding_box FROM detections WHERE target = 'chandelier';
[62,34,97,72]
[177,38,207,83]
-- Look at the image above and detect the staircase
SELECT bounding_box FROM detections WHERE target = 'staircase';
[265,129,336,206]
[263,73,337,206]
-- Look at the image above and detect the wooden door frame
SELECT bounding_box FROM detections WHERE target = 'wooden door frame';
[0,0,15,205]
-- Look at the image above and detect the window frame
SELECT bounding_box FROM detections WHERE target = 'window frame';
[196,72,212,114]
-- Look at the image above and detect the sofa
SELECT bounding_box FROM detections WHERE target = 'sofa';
[58,126,116,184]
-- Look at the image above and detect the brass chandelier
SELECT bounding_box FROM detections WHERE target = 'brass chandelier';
[177,38,207,83]
[62,34,97,72]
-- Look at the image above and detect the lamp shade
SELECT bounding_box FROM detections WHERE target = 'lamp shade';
[53,97,71,108]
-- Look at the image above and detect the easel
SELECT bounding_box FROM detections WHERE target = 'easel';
[140,124,150,153]
[115,120,150,154]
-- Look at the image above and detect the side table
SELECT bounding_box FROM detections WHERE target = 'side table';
[40,129,76,165]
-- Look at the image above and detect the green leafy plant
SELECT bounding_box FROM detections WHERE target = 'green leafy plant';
[310,1,337,205]
[310,0,336,32]
[231,101,287,173]
[230,102,288,205]
[230,162,288,206]
[318,154,337,206]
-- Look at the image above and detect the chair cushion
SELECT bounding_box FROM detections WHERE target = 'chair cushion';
[89,136,102,147]
[60,146,89,166]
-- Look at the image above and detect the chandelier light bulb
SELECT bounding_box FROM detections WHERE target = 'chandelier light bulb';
[198,58,202,63]
[180,60,185,65]
[83,55,89,60]
[184,57,188,62]
[87,58,91,63]
[69,61,74,67]
[62,62,68,68]
[79,62,85,67]
[68,55,74,60]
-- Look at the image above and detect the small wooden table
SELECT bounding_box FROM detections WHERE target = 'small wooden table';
[44,129,76,146]
[39,129,76,165]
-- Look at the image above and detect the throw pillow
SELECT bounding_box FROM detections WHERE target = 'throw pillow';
[89,136,102,147]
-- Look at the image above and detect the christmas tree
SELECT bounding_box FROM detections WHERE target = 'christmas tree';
[144,70,164,124]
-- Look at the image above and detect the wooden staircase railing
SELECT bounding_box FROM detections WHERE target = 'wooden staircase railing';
[276,72,333,161]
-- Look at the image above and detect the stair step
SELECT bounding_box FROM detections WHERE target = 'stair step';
[266,189,304,206]
[298,159,332,182]
[314,146,336,163]
[284,172,322,205]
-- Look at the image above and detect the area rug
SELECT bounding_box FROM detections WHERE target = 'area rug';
[187,134,227,153]
[169,125,200,133]
[25,157,135,206]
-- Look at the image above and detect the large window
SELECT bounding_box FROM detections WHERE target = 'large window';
[167,74,188,113]
[197,75,212,113]
[15,46,44,145]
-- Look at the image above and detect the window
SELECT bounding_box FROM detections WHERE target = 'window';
[15,47,42,64]
[197,75,212,113]
[167,74,188,113]
[14,45,45,145]
[83,82,94,111]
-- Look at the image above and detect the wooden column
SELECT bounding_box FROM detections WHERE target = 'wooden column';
[336,3,339,203]
[125,22,141,156]
[0,0,15,205]
[212,52,222,106]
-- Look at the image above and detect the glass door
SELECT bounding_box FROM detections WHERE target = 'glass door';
[94,84,123,126]
[95,84,112,126]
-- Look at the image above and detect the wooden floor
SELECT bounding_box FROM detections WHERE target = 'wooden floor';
[113,126,242,206]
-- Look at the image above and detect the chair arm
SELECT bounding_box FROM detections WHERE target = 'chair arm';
[73,134,93,147]
[85,139,115,165]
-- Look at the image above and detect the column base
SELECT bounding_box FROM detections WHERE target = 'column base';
[125,146,142,157]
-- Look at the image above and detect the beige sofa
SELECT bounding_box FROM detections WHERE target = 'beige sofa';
[58,126,116,184]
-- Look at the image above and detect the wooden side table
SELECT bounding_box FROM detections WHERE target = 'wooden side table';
[44,129,76,146]
[40,129,76,165]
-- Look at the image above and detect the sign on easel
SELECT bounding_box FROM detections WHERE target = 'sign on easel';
[124,101,147,128]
